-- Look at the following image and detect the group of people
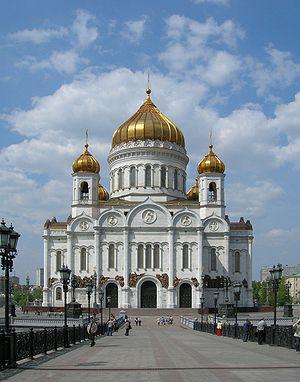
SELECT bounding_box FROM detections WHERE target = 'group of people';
[156,316,173,325]
[134,317,142,326]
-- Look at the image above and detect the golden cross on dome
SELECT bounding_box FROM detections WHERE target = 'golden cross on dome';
[146,70,151,98]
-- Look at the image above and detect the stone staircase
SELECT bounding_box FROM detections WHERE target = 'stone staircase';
[101,308,200,317]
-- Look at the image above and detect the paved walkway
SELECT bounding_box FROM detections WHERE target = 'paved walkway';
[1,317,300,382]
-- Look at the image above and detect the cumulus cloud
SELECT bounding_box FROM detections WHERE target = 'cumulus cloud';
[249,46,300,96]
[8,27,68,44]
[15,50,86,74]
[72,9,98,48]
[122,17,147,43]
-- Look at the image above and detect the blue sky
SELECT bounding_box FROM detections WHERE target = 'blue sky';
[1,0,300,282]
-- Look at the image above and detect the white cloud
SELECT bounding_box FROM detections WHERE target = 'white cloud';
[249,46,300,95]
[8,27,68,44]
[72,9,98,48]
[15,50,86,74]
[122,17,147,43]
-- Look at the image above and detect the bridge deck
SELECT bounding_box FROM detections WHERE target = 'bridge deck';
[1,317,299,382]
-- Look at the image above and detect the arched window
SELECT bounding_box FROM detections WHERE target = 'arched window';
[208,182,217,202]
[137,244,144,268]
[211,248,217,271]
[235,251,240,273]
[108,244,115,269]
[80,182,89,200]
[56,251,62,272]
[173,169,178,189]
[154,244,160,268]
[56,287,62,300]
[182,244,189,269]
[145,165,151,187]
[130,167,137,188]
[161,166,166,188]
[80,248,87,271]
[146,244,152,268]
[118,169,123,189]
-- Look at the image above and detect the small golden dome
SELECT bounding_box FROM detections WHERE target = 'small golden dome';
[98,183,109,201]
[72,144,100,174]
[187,178,199,201]
[197,144,225,174]
[112,88,185,148]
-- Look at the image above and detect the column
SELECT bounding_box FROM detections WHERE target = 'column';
[197,228,203,308]
[122,228,130,308]
[67,232,73,271]
[95,229,100,279]
[42,233,49,306]
[168,228,175,308]
[224,233,230,273]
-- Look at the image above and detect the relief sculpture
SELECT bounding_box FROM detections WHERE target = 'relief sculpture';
[173,276,181,288]
[48,277,57,287]
[128,272,145,287]
[156,273,169,289]
[115,275,124,287]
[191,277,199,287]
[99,275,110,286]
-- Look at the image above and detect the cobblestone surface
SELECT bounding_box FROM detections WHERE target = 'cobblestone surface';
[1,317,300,382]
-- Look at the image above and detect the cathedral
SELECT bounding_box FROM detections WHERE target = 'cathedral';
[42,86,253,309]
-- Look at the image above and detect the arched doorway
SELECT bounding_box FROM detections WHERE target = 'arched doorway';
[141,281,157,308]
[179,283,192,308]
[106,283,118,308]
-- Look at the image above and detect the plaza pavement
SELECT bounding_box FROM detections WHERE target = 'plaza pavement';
[1,316,300,382]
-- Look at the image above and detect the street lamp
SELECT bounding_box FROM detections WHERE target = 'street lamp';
[93,270,97,308]
[59,264,71,347]
[269,263,283,344]
[107,295,111,320]
[86,281,93,323]
[0,219,20,333]
[233,282,242,338]
[200,295,205,329]
[99,288,104,334]
[26,275,30,305]
[213,290,219,334]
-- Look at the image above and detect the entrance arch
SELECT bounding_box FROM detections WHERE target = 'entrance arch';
[141,281,157,308]
[106,283,118,308]
[179,283,192,308]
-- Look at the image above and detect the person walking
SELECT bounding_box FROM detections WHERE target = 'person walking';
[87,315,98,347]
[293,318,300,352]
[107,318,114,336]
[217,320,222,336]
[257,318,267,345]
[124,318,132,336]
[135,317,138,326]
[242,319,252,342]
[138,317,142,326]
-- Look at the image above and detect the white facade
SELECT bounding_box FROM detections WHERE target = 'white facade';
[43,95,253,310]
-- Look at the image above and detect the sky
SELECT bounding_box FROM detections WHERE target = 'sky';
[1,0,300,283]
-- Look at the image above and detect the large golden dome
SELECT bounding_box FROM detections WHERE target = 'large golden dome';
[72,144,100,174]
[198,144,225,174]
[186,178,199,201]
[112,88,185,148]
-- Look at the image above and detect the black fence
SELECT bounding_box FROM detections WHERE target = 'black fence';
[193,321,295,349]
[0,317,124,370]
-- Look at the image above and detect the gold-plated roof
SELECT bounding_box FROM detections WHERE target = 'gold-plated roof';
[72,144,100,174]
[98,183,109,201]
[197,144,225,174]
[112,88,185,148]
[186,178,199,201]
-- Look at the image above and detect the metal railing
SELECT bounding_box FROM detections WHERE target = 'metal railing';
[180,316,295,349]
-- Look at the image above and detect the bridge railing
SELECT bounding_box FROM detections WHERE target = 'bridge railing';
[180,316,295,349]
[0,315,125,370]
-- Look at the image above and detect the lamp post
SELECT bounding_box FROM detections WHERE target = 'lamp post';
[107,295,111,320]
[213,290,219,334]
[269,263,283,345]
[0,219,20,333]
[86,281,93,323]
[99,288,104,334]
[200,295,205,329]
[26,275,30,305]
[233,282,242,338]
[93,270,97,308]
[59,264,71,347]
[283,280,293,317]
